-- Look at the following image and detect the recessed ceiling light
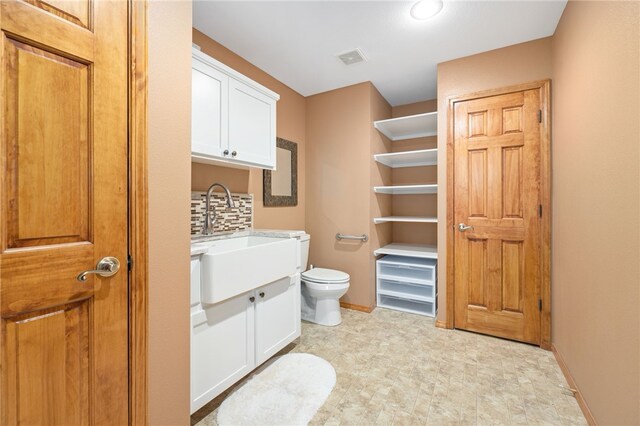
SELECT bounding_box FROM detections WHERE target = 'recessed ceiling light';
[410,0,444,20]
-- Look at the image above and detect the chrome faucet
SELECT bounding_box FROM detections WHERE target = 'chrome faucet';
[202,183,236,235]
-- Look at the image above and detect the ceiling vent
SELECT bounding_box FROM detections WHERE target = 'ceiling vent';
[337,48,367,66]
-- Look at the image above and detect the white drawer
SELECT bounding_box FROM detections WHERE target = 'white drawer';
[377,256,436,284]
[377,294,436,317]
[378,278,435,301]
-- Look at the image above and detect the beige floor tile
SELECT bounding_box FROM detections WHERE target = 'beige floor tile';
[476,394,510,425]
[508,400,529,425]
[194,308,586,426]
[392,410,426,426]
[524,399,562,425]
[323,415,341,426]
[375,408,398,425]
[309,404,338,426]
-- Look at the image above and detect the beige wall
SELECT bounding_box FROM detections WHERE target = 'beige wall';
[191,29,306,230]
[551,2,639,424]
[306,83,384,308]
[369,86,393,307]
[436,37,553,323]
[148,1,192,424]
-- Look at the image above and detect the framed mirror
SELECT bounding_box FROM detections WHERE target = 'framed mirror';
[263,138,298,207]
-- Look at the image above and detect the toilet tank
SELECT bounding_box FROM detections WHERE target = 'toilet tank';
[299,234,310,272]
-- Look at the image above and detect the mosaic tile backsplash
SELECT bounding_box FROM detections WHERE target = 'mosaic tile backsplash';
[191,192,253,235]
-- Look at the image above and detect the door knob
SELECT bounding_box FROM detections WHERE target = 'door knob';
[77,256,120,282]
[458,223,474,232]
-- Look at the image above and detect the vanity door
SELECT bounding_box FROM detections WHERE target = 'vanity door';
[190,293,255,414]
[255,275,301,365]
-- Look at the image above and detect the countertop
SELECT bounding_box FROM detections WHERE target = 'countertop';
[190,229,305,256]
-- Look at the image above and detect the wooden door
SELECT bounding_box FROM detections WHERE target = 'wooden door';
[453,88,544,345]
[1,0,129,424]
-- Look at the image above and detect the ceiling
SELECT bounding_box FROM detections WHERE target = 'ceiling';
[193,1,567,106]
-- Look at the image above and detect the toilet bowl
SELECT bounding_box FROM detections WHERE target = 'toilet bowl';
[298,234,350,326]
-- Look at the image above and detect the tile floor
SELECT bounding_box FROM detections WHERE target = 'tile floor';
[194,308,586,425]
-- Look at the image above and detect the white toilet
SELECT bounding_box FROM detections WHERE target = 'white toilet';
[299,234,350,326]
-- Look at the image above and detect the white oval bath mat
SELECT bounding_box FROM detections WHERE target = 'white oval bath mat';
[216,353,336,426]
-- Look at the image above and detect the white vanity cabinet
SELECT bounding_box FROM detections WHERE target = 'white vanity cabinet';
[191,48,279,170]
[190,261,301,414]
[191,292,255,413]
[255,275,301,365]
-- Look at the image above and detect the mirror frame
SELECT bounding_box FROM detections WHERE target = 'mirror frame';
[263,137,298,207]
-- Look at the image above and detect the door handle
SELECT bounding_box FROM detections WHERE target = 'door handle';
[77,256,121,282]
[458,223,474,232]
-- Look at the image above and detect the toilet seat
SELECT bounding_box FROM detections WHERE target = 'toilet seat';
[301,268,349,284]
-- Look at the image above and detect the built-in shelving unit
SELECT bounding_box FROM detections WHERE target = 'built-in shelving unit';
[372,109,438,317]
[373,184,437,195]
[374,243,437,259]
[373,216,437,224]
[373,112,437,141]
[376,255,437,317]
[373,149,437,168]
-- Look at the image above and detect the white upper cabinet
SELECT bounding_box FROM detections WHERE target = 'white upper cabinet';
[228,79,276,168]
[191,48,279,169]
[192,61,228,158]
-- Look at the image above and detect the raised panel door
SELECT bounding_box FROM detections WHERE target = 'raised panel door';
[228,77,276,169]
[453,89,542,345]
[0,0,129,423]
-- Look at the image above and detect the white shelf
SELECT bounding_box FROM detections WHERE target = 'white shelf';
[373,112,437,141]
[373,216,437,224]
[373,149,437,168]
[377,273,432,286]
[374,243,437,259]
[374,184,437,195]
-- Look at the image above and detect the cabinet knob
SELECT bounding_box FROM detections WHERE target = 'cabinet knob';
[223,149,229,156]
[249,296,255,303]
[231,151,237,157]
[259,292,265,298]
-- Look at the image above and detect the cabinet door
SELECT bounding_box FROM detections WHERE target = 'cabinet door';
[255,276,301,365]
[228,78,276,169]
[190,256,201,307]
[190,294,255,414]
[192,57,228,158]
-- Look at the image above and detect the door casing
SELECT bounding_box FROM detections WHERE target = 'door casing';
[129,0,149,423]
[445,80,551,349]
